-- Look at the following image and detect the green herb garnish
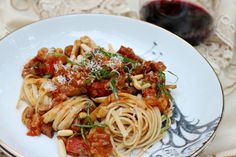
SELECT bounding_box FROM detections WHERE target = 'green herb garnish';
[74,107,106,142]
[99,49,114,58]
[109,78,119,100]
[43,74,51,79]
[84,77,93,85]
[66,58,79,66]
[123,66,130,73]
[158,71,166,81]
[156,83,162,97]
[80,127,86,141]
[84,53,92,59]
[161,85,173,100]
[156,83,173,100]
[98,48,121,58]
[123,57,137,64]
[53,52,80,66]
[98,48,140,70]
[75,123,107,128]
[161,114,171,134]
[123,57,140,70]
[91,68,110,80]
[156,71,174,100]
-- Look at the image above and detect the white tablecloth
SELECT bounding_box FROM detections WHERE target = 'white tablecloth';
[1,0,236,157]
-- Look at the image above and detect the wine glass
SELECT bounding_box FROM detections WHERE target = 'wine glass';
[139,0,213,46]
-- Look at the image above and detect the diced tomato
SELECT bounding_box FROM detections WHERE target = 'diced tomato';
[142,61,153,73]
[65,128,112,157]
[156,96,170,113]
[143,73,158,83]
[22,49,67,77]
[88,128,112,157]
[143,97,159,107]
[143,88,158,105]
[26,113,42,136]
[64,45,73,57]
[41,123,54,138]
[151,61,166,71]
[22,106,34,124]
[35,48,48,61]
[143,96,169,113]
[143,88,170,112]
[118,46,142,62]
[142,88,159,109]
[51,94,68,106]
[52,85,86,98]
[66,136,89,156]
[22,59,46,77]
[143,61,166,73]
[87,80,111,97]
[48,54,67,65]
[116,75,126,89]
[142,88,156,98]
[44,54,67,76]
[131,65,144,75]
[115,76,138,94]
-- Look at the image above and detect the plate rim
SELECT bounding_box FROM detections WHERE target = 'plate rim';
[0,13,225,157]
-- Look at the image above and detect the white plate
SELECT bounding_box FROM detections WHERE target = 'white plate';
[0,14,223,157]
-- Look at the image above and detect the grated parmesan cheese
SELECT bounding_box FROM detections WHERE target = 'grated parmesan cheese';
[42,81,57,91]
[56,75,67,85]
[61,64,69,70]
[87,60,103,72]
[108,55,123,69]
[110,55,123,64]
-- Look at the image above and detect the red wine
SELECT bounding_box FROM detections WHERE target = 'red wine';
[140,0,213,45]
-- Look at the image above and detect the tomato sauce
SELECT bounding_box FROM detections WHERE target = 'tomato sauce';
[66,128,112,157]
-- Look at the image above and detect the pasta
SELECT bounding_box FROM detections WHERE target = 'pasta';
[43,96,94,131]
[17,35,175,157]
[91,93,164,157]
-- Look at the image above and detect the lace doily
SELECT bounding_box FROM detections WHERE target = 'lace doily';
[192,0,236,95]
[195,38,234,74]
[189,0,235,73]
[32,0,138,19]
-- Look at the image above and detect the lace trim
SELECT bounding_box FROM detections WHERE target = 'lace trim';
[33,0,138,19]
[196,37,234,74]
[191,0,235,69]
